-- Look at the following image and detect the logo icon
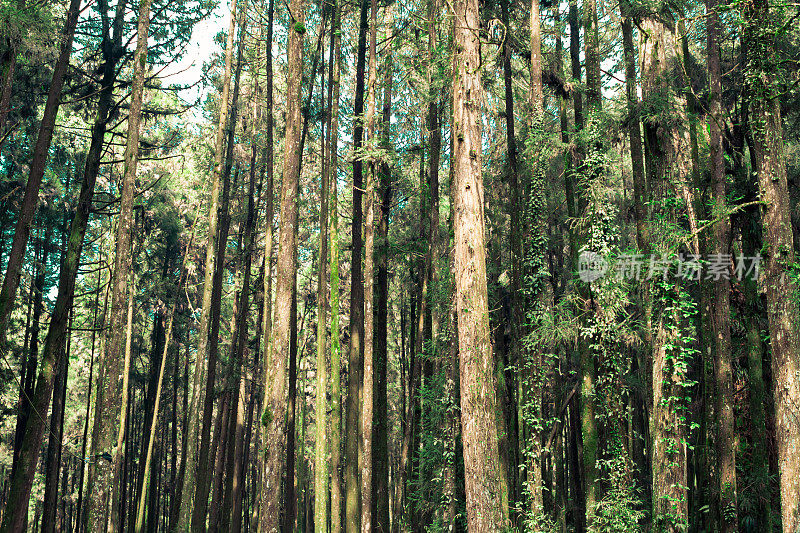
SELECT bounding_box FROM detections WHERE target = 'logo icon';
[578,250,607,282]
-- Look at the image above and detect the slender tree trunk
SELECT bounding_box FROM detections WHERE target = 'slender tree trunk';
[0,0,81,331]
[451,0,504,526]
[0,0,25,144]
[742,210,772,530]
[706,1,738,530]
[569,0,584,132]
[261,0,305,527]
[0,15,121,521]
[526,0,549,518]
[11,226,50,490]
[76,237,106,533]
[0,24,20,150]
[208,391,232,533]
[373,11,393,530]
[745,0,800,529]
[193,149,240,531]
[102,0,154,527]
[134,224,196,532]
[620,0,648,251]
[229,370,250,533]
[314,12,332,524]
[583,0,601,112]
[345,0,370,527]
[360,0,379,526]
[191,9,247,529]
[226,64,262,533]
[109,269,137,532]
[327,4,343,527]
[578,0,603,525]
[258,0,276,523]
[42,311,70,533]
[175,1,238,528]
[284,286,299,533]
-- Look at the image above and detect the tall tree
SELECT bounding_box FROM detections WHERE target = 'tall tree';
[706,0,738,529]
[258,0,277,522]
[174,0,238,527]
[192,8,246,527]
[313,4,331,525]
[744,0,800,529]
[327,1,343,527]
[373,8,394,530]
[261,0,305,526]
[360,0,379,527]
[0,0,126,520]
[345,0,370,526]
[640,10,690,529]
[98,0,155,526]
[451,0,504,528]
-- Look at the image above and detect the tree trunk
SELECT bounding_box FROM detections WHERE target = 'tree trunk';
[0,13,121,521]
[76,236,107,533]
[745,0,800,529]
[134,225,195,532]
[313,8,331,521]
[11,225,50,492]
[451,0,504,526]
[640,13,690,530]
[345,0,369,527]
[373,10,394,530]
[327,0,343,528]
[258,0,276,523]
[261,0,305,526]
[0,0,81,331]
[620,0,648,252]
[192,9,247,527]
[360,0,379,526]
[226,64,262,533]
[284,284,300,532]
[103,0,154,527]
[175,1,238,528]
[41,312,70,533]
[568,0,583,131]
[706,0,738,529]
[208,391,231,533]
[583,0,601,112]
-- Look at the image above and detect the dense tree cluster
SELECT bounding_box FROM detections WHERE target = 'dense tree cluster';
[0,0,798,529]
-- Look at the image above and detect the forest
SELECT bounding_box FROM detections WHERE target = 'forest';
[0,0,798,527]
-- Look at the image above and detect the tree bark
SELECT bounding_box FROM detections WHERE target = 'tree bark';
[258,0,276,523]
[620,0,648,251]
[326,0,343,528]
[261,0,305,526]
[345,0,369,527]
[191,11,248,532]
[76,235,107,533]
[360,0,379,526]
[451,0,504,526]
[745,0,800,529]
[134,225,196,533]
[373,10,393,531]
[640,12,690,530]
[706,0,738,529]
[41,312,70,533]
[314,8,331,524]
